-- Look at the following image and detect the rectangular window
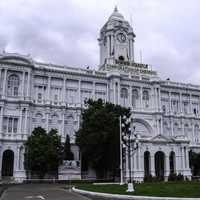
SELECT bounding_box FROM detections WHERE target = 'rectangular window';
[3,117,7,132]
[13,118,18,133]
[8,118,12,133]
[38,93,42,103]
[14,87,18,96]
[54,94,58,105]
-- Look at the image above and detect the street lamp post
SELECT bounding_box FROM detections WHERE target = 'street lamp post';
[121,115,139,192]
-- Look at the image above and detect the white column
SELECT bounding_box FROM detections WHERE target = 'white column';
[153,87,156,110]
[185,147,189,169]
[26,72,30,99]
[17,147,20,170]
[62,78,66,104]
[18,108,23,134]
[160,118,163,135]
[0,146,2,179]
[180,93,183,113]
[2,68,7,98]
[11,118,14,134]
[150,154,155,176]
[181,119,184,136]
[14,147,19,173]
[140,87,143,110]
[129,39,132,61]
[106,83,109,102]
[113,82,116,104]
[169,92,172,114]
[192,122,195,143]
[137,145,141,170]
[22,71,25,98]
[181,147,185,170]
[165,155,170,178]
[118,82,120,105]
[0,68,2,91]
[92,82,95,100]
[46,112,49,131]
[0,107,3,133]
[78,80,81,105]
[24,109,28,135]
[171,117,174,136]
[129,86,132,107]
[62,112,65,137]
[189,94,192,114]
[47,76,51,104]
[158,88,161,111]
[107,35,110,57]
[130,39,134,62]
[110,34,114,56]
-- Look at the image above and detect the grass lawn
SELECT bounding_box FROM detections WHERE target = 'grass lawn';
[75,182,200,198]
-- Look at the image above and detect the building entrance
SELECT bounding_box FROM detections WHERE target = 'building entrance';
[1,150,14,177]
[155,151,165,180]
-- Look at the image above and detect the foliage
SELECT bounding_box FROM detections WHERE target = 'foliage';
[76,99,131,179]
[63,134,74,160]
[168,173,184,181]
[168,173,177,181]
[24,127,63,178]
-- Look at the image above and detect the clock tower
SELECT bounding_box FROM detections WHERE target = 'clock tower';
[98,7,136,66]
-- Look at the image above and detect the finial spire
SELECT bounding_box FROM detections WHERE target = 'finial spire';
[114,5,118,12]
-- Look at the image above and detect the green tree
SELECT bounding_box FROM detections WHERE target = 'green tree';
[24,127,63,179]
[63,134,74,160]
[76,99,130,179]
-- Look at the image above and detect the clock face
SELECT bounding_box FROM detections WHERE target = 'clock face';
[117,33,126,43]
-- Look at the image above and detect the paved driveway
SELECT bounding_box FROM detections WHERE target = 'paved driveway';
[0,184,92,200]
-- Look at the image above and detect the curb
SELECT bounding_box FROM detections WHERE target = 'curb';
[72,187,200,200]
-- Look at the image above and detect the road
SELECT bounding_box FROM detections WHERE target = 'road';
[0,184,92,200]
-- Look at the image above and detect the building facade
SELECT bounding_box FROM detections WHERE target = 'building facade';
[0,7,198,182]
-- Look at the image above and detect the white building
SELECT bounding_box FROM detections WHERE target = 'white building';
[0,7,198,182]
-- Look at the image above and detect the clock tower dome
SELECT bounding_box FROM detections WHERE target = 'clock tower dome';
[98,7,136,66]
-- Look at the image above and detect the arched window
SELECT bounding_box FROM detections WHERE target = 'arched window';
[7,74,20,96]
[173,123,180,135]
[120,88,128,99]
[143,90,149,108]
[143,90,149,101]
[132,89,138,108]
[121,88,128,106]
[34,113,43,128]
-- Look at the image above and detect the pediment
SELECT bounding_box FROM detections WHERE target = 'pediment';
[150,134,174,143]
[0,54,34,66]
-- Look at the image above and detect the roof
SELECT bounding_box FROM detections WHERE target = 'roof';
[108,6,125,22]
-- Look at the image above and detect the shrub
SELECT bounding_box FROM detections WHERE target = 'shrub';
[168,173,177,181]
[177,173,184,181]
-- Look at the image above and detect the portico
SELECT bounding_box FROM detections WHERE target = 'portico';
[125,134,192,182]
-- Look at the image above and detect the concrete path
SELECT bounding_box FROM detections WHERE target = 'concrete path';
[0,184,92,200]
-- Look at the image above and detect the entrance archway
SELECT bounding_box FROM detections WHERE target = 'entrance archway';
[169,151,176,174]
[155,151,165,180]
[144,151,150,177]
[1,150,14,177]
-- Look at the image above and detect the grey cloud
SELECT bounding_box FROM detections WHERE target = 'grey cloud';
[1,0,200,83]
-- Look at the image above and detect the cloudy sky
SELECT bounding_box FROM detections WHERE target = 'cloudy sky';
[0,0,200,84]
